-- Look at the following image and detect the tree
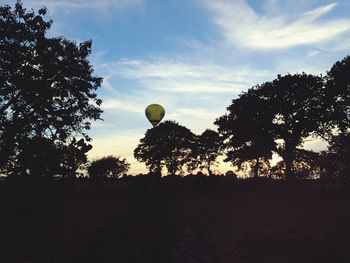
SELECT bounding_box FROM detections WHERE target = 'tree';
[324,55,350,133]
[263,74,324,180]
[13,137,92,179]
[193,129,221,176]
[314,55,350,183]
[216,73,325,180]
[326,132,350,181]
[134,120,196,176]
[88,156,130,180]
[215,89,276,178]
[270,149,320,179]
[0,2,102,178]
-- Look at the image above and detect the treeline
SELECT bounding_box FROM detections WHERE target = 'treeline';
[0,2,349,184]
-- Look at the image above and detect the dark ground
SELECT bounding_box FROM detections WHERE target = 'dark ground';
[0,178,350,263]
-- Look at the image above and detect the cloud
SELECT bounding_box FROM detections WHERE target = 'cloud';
[100,57,270,95]
[102,98,144,113]
[204,0,350,50]
[303,137,328,152]
[26,0,143,13]
[17,0,143,14]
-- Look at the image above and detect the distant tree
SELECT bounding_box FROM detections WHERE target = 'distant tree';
[217,73,324,180]
[225,170,238,180]
[193,129,221,176]
[215,88,276,178]
[0,2,102,178]
[88,156,130,179]
[134,120,196,176]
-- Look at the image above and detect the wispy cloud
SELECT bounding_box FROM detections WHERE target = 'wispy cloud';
[16,0,143,14]
[204,0,350,50]
[9,0,345,174]
[99,57,270,95]
[102,98,144,113]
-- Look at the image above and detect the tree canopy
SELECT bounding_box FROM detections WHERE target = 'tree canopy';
[215,89,276,177]
[193,129,222,176]
[134,120,197,176]
[0,2,102,178]
[216,73,325,180]
[88,156,130,179]
[325,55,350,132]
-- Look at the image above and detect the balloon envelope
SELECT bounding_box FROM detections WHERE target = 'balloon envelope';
[145,104,165,126]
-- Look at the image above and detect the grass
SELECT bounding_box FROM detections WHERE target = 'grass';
[0,178,349,262]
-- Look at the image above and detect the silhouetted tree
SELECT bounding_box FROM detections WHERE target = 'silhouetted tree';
[60,138,93,179]
[327,132,350,181]
[193,129,221,176]
[217,73,324,180]
[293,149,320,179]
[225,170,238,180]
[134,120,196,176]
[0,2,102,178]
[266,74,324,180]
[324,55,350,134]
[215,88,276,178]
[88,156,130,180]
[270,149,320,179]
[16,137,61,178]
[13,137,92,180]
[315,55,350,183]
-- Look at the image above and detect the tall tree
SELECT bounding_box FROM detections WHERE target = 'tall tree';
[318,55,350,183]
[215,89,276,178]
[324,55,350,133]
[217,73,325,180]
[0,2,102,177]
[134,120,196,176]
[263,74,324,180]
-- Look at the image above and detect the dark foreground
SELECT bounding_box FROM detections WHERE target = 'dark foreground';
[1,178,350,263]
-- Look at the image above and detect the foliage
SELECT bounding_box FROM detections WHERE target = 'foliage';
[134,120,197,176]
[322,132,350,181]
[270,149,320,179]
[215,88,275,176]
[215,83,277,178]
[217,73,324,180]
[325,55,350,133]
[88,156,130,179]
[193,129,221,175]
[0,2,102,178]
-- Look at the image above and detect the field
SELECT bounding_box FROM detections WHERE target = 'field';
[1,179,350,263]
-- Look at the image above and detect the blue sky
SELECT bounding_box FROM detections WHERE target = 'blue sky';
[3,0,350,174]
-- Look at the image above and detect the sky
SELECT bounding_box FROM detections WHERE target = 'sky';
[2,0,350,174]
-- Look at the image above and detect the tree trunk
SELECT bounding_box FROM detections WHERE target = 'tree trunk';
[284,154,294,181]
[253,158,260,178]
[169,160,177,175]
[207,162,212,176]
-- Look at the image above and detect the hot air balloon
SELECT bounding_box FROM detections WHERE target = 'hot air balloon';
[145,104,165,127]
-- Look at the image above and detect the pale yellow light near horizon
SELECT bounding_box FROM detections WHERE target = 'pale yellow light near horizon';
[88,132,327,176]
